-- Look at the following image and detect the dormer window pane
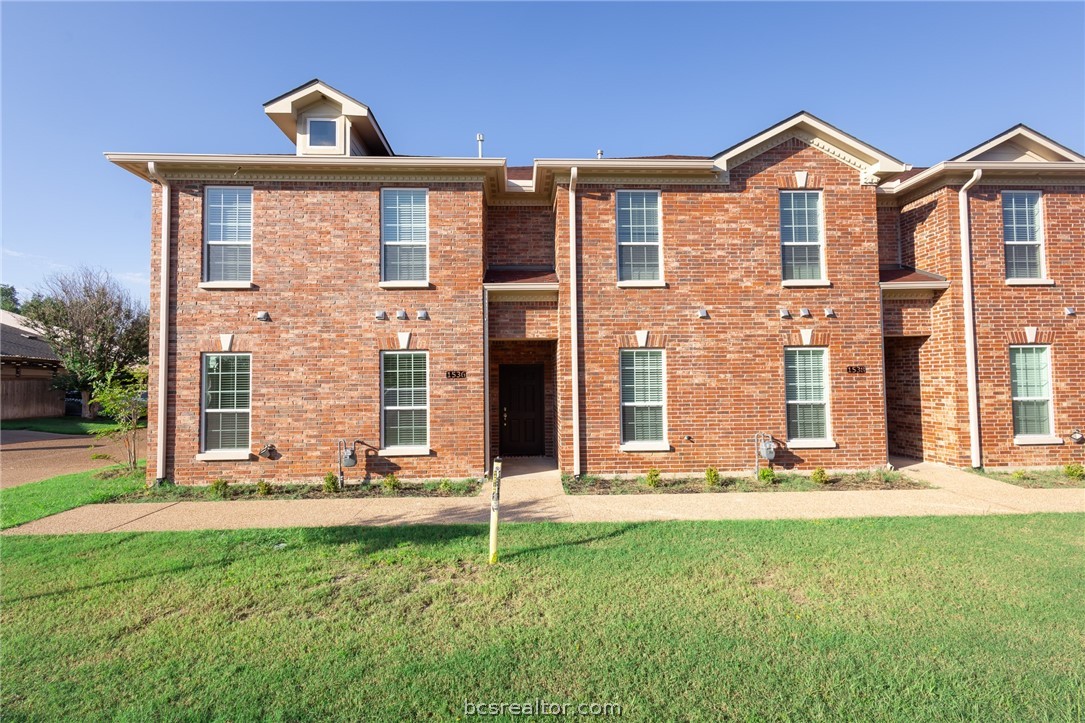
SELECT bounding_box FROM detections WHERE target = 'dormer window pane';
[309,119,337,147]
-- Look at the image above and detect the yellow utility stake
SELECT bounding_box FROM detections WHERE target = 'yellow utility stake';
[488,457,503,564]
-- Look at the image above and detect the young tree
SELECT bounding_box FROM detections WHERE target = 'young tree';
[0,284,19,312]
[91,366,148,475]
[22,267,149,418]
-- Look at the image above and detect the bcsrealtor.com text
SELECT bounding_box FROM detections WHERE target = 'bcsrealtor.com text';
[464,699,622,716]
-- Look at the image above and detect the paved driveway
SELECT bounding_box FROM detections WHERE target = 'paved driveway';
[0,429,148,488]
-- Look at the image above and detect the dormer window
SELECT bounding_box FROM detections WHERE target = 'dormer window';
[308,118,338,147]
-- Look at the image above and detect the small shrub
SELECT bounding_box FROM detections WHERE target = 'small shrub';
[757,467,777,484]
[811,467,829,485]
[323,472,340,493]
[1011,470,1031,482]
[381,473,401,493]
[256,479,272,496]
[851,470,871,483]
[645,468,662,488]
[704,467,721,487]
[438,478,453,494]
[1064,463,1085,480]
[209,478,229,498]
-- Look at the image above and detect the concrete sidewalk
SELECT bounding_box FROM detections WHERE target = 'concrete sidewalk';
[4,457,1082,535]
[0,429,149,488]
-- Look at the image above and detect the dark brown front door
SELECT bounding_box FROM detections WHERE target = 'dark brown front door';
[499,364,545,456]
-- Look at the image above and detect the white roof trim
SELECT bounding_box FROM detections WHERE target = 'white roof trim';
[949,125,1085,163]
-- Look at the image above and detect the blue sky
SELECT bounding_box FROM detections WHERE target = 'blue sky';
[2,2,1083,303]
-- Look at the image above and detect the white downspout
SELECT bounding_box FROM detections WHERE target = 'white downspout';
[483,287,490,476]
[147,162,171,484]
[958,169,983,468]
[568,167,581,477]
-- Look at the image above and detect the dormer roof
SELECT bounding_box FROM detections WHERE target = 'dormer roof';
[263,79,393,156]
[948,123,1085,163]
[712,111,907,182]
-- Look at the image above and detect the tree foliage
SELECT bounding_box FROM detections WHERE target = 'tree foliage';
[0,284,19,312]
[91,366,148,474]
[21,267,149,417]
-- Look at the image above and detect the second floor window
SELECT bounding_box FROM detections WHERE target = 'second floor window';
[381,189,428,282]
[780,190,823,281]
[616,190,661,281]
[1003,191,1044,280]
[204,187,253,282]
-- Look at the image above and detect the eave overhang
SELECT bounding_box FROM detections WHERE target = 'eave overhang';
[880,161,1085,202]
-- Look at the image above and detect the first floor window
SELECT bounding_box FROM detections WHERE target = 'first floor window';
[620,349,664,442]
[382,352,428,447]
[381,189,428,282]
[616,190,661,281]
[785,348,829,440]
[1003,191,1043,280]
[780,190,824,281]
[204,187,253,282]
[1010,345,1052,436]
[202,354,251,451]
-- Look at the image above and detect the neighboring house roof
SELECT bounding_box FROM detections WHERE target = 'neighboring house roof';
[0,309,37,334]
[1,323,59,363]
[506,166,534,180]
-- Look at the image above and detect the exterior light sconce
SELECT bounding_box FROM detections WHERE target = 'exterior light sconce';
[1065,307,1076,316]
[374,310,387,321]
[778,308,791,319]
[417,309,430,321]
[696,309,709,319]
[396,309,408,321]
[1069,428,1084,443]
[799,308,812,318]
[258,443,276,458]
[824,307,836,318]
[255,311,271,322]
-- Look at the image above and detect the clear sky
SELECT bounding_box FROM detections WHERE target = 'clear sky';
[2,2,1083,304]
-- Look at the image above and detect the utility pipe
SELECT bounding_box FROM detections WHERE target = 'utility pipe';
[147,162,171,484]
[958,169,983,468]
[568,167,581,476]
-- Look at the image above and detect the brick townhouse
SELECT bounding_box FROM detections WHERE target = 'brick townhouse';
[107,80,1085,486]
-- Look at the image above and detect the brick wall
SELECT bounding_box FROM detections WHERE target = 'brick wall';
[485,205,555,268]
[489,300,559,340]
[884,336,925,459]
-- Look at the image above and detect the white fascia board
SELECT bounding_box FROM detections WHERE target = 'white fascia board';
[879,281,951,291]
[889,161,1085,195]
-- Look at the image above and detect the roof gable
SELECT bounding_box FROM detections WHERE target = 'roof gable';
[949,124,1085,163]
[712,111,906,183]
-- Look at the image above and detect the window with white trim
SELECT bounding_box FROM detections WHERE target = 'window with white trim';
[1010,345,1053,436]
[1003,191,1044,280]
[616,190,661,281]
[381,189,428,282]
[308,118,337,147]
[785,348,830,440]
[202,354,251,451]
[381,351,428,448]
[620,349,664,443]
[204,187,253,282]
[780,190,824,281]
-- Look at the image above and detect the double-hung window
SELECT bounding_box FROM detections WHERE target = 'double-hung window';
[381,351,429,450]
[1003,191,1044,280]
[780,190,824,281]
[616,190,661,282]
[204,187,253,283]
[381,189,428,283]
[1010,345,1054,439]
[202,354,251,452]
[620,349,665,447]
[785,348,831,443]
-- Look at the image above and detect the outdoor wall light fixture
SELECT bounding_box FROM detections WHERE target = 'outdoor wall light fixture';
[1065,307,1076,316]
[779,308,791,319]
[1070,429,1084,443]
[258,443,276,458]
[374,310,387,321]
[417,309,430,321]
[696,309,709,319]
[255,311,271,322]
[824,307,836,318]
[396,309,408,321]
[799,308,812,318]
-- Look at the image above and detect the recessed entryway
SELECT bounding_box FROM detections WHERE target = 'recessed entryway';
[499,364,545,456]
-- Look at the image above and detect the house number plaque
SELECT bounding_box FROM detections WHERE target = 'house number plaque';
[846,366,867,374]
[445,370,467,379]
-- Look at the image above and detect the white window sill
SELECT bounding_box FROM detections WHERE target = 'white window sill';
[378,280,430,289]
[1014,435,1063,446]
[782,280,832,288]
[198,281,255,290]
[377,446,431,457]
[616,280,667,289]
[619,441,672,452]
[786,438,837,449]
[195,450,253,461]
[1005,279,1055,286]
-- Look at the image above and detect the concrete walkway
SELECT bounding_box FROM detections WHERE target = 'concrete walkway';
[4,457,1082,535]
[0,429,148,488]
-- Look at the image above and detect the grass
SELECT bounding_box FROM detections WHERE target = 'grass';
[564,468,928,495]
[975,464,1085,489]
[0,464,146,530]
[118,477,482,502]
[1,514,1081,721]
[0,416,146,435]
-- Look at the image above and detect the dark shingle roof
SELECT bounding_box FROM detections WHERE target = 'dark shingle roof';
[1,324,58,362]
[484,267,558,284]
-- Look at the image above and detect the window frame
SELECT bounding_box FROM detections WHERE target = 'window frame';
[784,346,835,449]
[199,352,252,457]
[1010,344,1059,444]
[779,189,828,284]
[379,350,431,456]
[1002,190,1048,283]
[618,348,669,452]
[306,117,340,148]
[615,189,665,287]
[379,188,430,288]
[202,186,254,287]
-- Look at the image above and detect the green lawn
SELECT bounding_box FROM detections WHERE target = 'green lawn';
[976,465,1085,489]
[0,465,145,529]
[2,514,1081,721]
[0,416,145,435]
